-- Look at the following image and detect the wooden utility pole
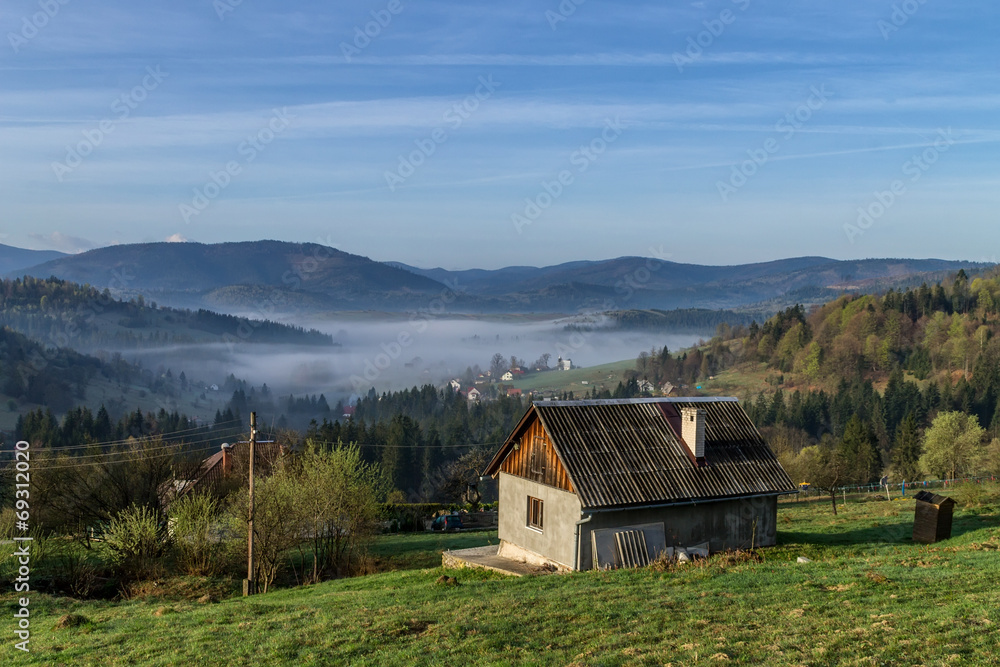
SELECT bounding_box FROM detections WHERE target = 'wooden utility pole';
[244,411,257,596]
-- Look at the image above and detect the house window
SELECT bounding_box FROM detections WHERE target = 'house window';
[527,496,544,530]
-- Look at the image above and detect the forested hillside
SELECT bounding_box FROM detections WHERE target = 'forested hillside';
[622,268,1000,499]
[0,326,128,413]
[0,276,333,349]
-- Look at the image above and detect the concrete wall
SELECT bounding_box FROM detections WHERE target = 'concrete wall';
[497,472,582,569]
[577,495,778,570]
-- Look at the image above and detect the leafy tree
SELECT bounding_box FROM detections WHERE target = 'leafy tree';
[794,437,846,515]
[226,472,300,593]
[291,443,387,581]
[225,443,387,589]
[28,436,188,535]
[919,411,986,480]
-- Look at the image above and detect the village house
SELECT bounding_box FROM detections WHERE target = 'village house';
[501,371,514,382]
[162,439,287,505]
[466,387,482,402]
[482,397,796,570]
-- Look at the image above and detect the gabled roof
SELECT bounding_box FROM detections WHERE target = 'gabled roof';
[484,397,796,510]
[165,440,285,503]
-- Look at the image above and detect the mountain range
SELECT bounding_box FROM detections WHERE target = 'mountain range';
[0,243,67,275]
[7,240,990,315]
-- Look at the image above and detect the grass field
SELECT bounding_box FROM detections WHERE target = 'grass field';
[510,359,636,397]
[3,490,999,665]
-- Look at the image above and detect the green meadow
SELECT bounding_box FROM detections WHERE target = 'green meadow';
[3,489,999,666]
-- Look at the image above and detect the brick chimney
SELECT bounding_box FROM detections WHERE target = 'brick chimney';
[221,443,234,477]
[680,407,706,462]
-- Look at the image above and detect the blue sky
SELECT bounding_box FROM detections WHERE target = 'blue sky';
[2,0,998,269]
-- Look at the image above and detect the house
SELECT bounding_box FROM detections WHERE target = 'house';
[482,397,796,571]
[466,387,482,402]
[163,439,287,505]
[637,379,655,394]
[450,379,462,392]
[507,387,522,397]
[501,371,514,382]
[556,357,572,371]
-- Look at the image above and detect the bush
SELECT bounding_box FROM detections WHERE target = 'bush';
[103,505,168,580]
[949,481,1000,507]
[381,503,447,532]
[46,543,108,599]
[0,507,15,540]
[169,494,225,576]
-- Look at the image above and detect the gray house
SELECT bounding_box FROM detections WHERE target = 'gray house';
[482,397,796,570]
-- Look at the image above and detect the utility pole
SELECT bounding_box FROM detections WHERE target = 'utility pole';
[244,411,257,596]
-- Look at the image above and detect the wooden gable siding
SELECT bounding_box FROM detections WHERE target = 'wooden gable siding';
[500,413,574,493]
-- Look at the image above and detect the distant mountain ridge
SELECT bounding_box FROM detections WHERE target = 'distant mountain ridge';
[0,243,67,275]
[387,256,990,310]
[8,240,990,314]
[11,241,447,311]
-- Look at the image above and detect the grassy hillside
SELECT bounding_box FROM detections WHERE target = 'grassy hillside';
[508,359,637,397]
[4,490,998,665]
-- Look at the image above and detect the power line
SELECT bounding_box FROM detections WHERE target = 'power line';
[13,435,501,472]
[21,432,245,463]
[7,419,245,452]
[23,441,224,471]
[303,438,503,450]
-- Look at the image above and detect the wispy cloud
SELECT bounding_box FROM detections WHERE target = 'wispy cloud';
[27,232,94,254]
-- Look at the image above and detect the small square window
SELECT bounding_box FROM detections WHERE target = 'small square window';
[527,496,543,530]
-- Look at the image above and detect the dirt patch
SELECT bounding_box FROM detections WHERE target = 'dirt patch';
[122,575,237,602]
[55,614,90,629]
[394,619,434,637]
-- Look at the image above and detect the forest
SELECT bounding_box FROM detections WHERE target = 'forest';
[0,276,334,349]
[622,269,1000,502]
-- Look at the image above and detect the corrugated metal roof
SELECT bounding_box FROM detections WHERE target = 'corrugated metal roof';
[486,398,796,510]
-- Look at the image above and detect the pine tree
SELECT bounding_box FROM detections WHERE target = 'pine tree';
[890,413,922,482]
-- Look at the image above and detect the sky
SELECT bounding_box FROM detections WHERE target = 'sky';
[1,0,998,269]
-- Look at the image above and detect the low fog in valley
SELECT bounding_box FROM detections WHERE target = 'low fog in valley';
[124,316,708,402]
